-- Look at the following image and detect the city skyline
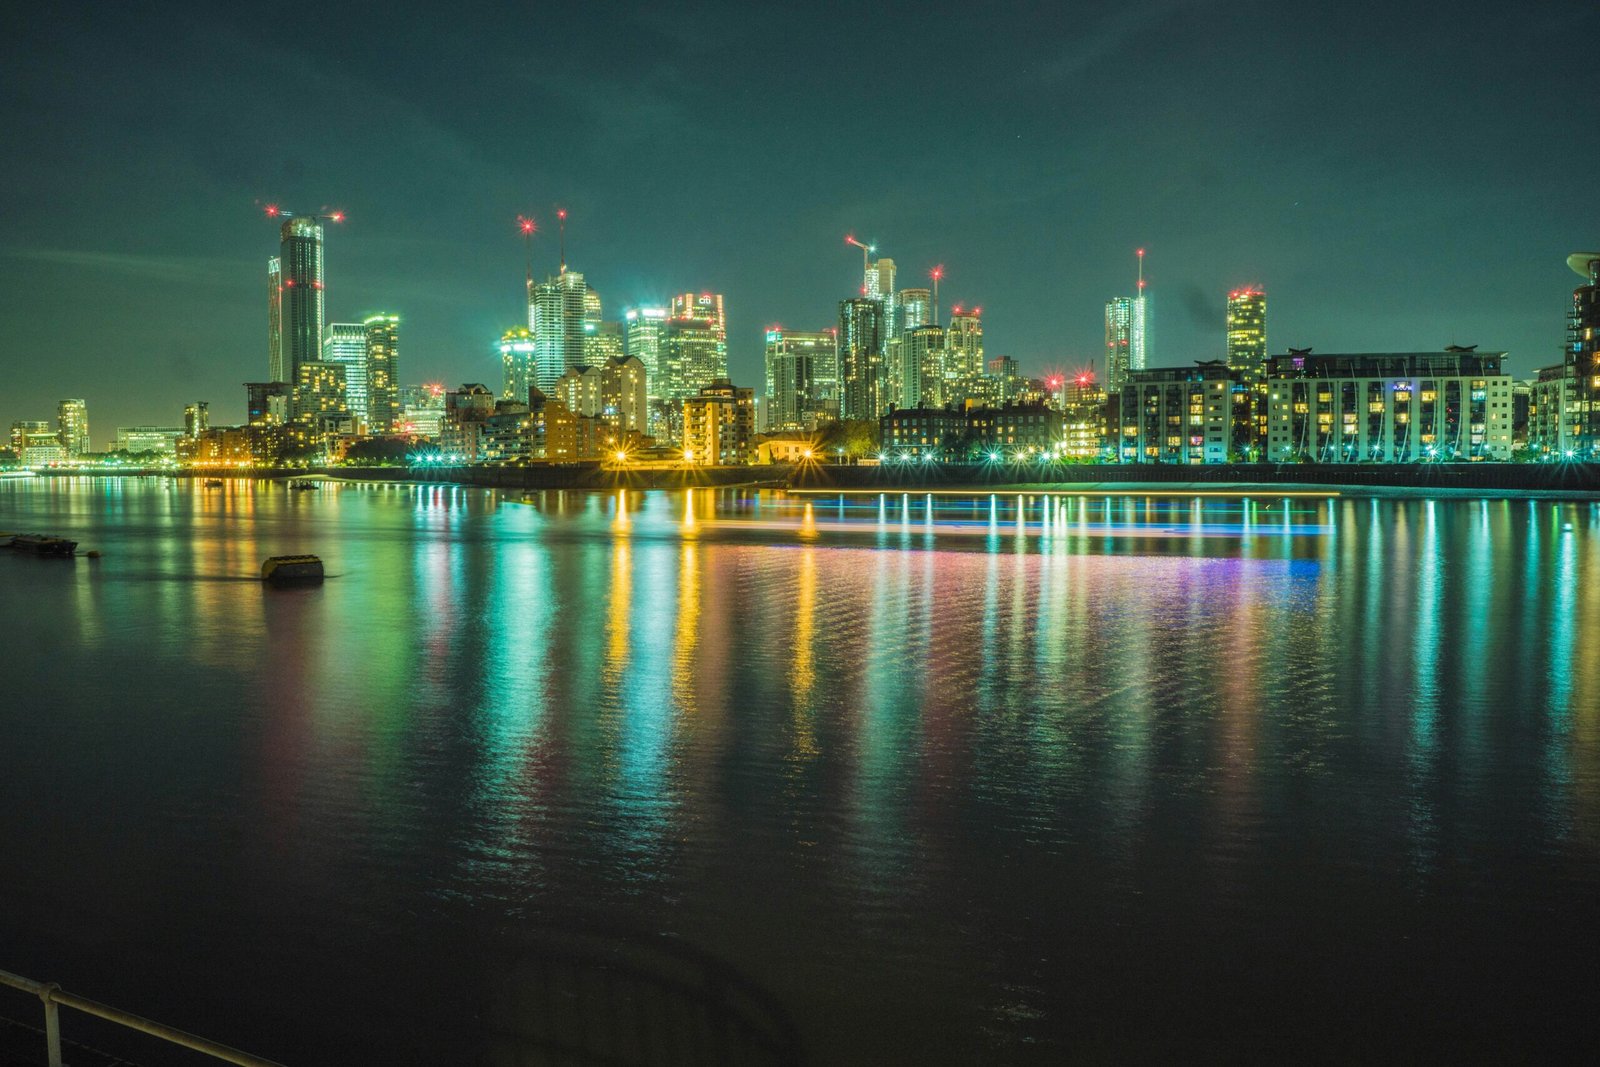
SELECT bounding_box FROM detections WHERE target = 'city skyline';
[3,2,1596,435]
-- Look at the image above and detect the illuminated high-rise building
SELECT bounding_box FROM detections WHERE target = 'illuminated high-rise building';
[945,307,984,381]
[624,307,668,402]
[670,293,728,370]
[322,323,369,423]
[838,298,885,421]
[363,314,400,434]
[183,402,209,440]
[278,217,326,390]
[499,327,536,402]
[895,288,931,338]
[764,328,832,431]
[869,258,897,339]
[56,399,90,455]
[901,325,946,408]
[1567,251,1600,457]
[267,257,284,383]
[584,320,625,364]
[245,382,290,427]
[662,314,726,401]
[1105,297,1134,392]
[530,271,589,394]
[294,360,347,436]
[1226,288,1267,373]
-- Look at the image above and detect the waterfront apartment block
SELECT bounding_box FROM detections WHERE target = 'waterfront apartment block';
[1529,363,1580,458]
[1117,361,1237,464]
[1263,349,1513,462]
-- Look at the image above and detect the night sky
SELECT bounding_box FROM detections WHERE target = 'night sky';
[3,1,1595,442]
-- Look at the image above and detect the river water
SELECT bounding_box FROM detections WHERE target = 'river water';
[2,478,1598,1064]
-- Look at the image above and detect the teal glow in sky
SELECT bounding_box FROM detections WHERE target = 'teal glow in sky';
[2,1,1595,437]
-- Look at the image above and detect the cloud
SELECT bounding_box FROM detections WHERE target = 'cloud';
[0,246,254,287]
[1030,0,1214,84]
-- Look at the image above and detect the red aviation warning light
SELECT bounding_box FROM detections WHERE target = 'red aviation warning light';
[262,204,345,224]
[517,215,536,235]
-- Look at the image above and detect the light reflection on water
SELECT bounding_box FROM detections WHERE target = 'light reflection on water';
[2,478,1599,1063]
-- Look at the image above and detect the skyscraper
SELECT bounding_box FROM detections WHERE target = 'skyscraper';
[1105,297,1134,392]
[624,307,668,402]
[363,314,400,434]
[1226,288,1267,373]
[583,320,625,364]
[184,402,209,439]
[530,271,589,394]
[662,314,726,401]
[838,298,885,421]
[895,288,932,338]
[499,326,536,402]
[277,217,325,390]
[945,308,984,382]
[764,328,832,431]
[267,257,284,383]
[904,325,947,408]
[322,323,369,423]
[870,258,897,339]
[1569,251,1600,457]
[1133,248,1149,373]
[670,293,728,371]
[56,399,89,455]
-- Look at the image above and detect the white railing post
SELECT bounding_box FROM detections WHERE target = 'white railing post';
[41,983,63,1067]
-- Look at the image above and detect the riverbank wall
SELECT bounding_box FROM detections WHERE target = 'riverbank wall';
[29,462,1600,497]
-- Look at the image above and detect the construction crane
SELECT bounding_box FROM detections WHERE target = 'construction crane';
[516,214,537,301]
[557,208,568,274]
[263,204,345,225]
[845,234,876,295]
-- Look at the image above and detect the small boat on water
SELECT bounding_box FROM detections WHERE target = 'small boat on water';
[203,479,225,488]
[289,481,320,491]
[6,533,78,557]
[261,555,324,584]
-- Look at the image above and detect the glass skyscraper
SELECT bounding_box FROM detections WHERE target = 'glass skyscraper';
[764,328,833,431]
[1105,297,1134,392]
[277,218,325,390]
[838,298,885,421]
[322,323,369,423]
[530,272,589,394]
[624,307,668,403]
[56,399,89,455]
[499,326,536,402]
[267,257,283,383]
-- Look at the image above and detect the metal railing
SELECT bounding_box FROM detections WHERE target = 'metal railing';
[0,967,285,1067]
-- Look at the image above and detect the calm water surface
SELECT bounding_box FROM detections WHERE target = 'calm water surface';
[2,478,1599,1063]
